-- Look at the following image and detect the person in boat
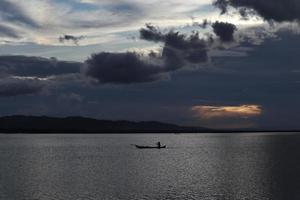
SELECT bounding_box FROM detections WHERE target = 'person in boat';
[156,142,161,148]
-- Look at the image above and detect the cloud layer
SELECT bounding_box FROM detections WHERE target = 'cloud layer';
[0,77,45,97]
[0,0,257,47]
[0,25,20,38]
[0,55,82,96]
[0,56,81,77]
[0,0,38,28]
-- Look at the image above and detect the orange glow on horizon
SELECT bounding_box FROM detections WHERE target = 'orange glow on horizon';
[191,104,262,119]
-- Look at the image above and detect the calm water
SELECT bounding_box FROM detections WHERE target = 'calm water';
[0,133,300,200]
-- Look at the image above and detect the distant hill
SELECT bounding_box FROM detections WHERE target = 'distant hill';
[0,115,211,133]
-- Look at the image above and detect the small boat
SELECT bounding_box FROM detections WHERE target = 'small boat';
[135,145,166,149]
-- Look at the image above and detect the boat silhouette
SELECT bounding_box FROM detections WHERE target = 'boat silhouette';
[135,144,167,149]
[134,144,166,149]
[134,141,166,149]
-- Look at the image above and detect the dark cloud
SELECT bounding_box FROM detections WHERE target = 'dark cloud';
[140,24,211,65]
[140,24,165,42]
[163,32,210,67]
[85,52,168,84]
[84,25,215,85]
[212,21,237,42]
[59,35,85,45]
[0,25,20,38]
[0,56,82,78]
[0,77,45,97]
[213,0,300,22]
[0,56,82,97]
[0,0,38,27]
[84,24,218,85]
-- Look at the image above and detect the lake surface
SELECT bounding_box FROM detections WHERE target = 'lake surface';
[1,133,300,200]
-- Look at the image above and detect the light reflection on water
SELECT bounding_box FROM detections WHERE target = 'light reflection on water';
[0,133,299,200]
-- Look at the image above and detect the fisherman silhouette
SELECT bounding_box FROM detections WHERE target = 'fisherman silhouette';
[156,142,161,148]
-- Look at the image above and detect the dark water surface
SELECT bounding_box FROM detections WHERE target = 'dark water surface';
[1,133,300,200]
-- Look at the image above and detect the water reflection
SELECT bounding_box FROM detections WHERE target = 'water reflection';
[0,133,299,200]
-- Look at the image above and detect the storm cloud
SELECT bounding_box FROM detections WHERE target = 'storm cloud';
[212,21,237,42]
[139,24,165,42]
[140,24,211,65]
[84,22,244,85]
[84,24,215,85]
[213,0,300,22]
[84,52,168,84]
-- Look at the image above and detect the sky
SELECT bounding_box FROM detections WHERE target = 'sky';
[0,0,300,129]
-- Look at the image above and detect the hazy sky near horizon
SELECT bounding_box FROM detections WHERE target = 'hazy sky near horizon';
[1,0,300,129]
